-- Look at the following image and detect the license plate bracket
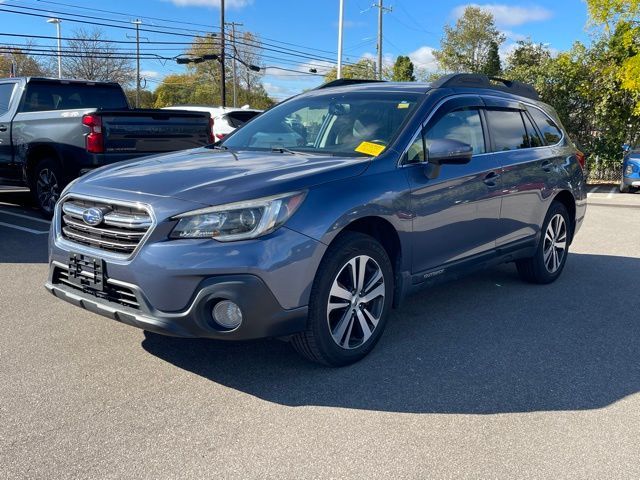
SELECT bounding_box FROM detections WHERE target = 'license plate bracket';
[68,253,105,291]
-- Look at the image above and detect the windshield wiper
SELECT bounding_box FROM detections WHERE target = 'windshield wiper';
[271,147,307,156]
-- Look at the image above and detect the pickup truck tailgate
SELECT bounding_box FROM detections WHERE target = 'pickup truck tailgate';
[99,109,211,154]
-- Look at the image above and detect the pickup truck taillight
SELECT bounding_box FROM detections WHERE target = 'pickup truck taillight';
[208,116,215,143]
[576,150,586,170]
[82,114,104,154]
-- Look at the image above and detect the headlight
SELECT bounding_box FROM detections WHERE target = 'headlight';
[170,191,306,241]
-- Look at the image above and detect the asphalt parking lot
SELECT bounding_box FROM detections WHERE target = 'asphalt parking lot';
[1,188,639,479]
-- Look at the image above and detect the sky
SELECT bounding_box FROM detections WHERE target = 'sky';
[0,0,594,102]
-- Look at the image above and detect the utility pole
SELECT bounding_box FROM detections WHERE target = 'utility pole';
[220,0,226,107]
[133,19,142,108]
[47,18,62,79]
[225,21,243,107]
[337,0,344,79]
[373,0,392,80]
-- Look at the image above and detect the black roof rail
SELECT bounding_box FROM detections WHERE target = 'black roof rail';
[431,73,540,101]
[315,78,386,90]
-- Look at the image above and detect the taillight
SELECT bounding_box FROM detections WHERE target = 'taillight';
[215,133,226,140]
[82,114,104,154]
[208,116,215,143]
[576,150,586,170]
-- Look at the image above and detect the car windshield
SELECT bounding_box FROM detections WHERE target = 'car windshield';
[220,91,422,156]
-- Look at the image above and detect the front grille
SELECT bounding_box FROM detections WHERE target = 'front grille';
[53,267,141,310]
[59,197,152,257]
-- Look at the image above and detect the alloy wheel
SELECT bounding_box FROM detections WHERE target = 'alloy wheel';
[36,168,60,214]
[543,213,567,273]
[327,255,386,350]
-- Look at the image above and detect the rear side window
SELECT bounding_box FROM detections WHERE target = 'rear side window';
[0,83,16,115]
[522,113,543,147]
[20,82,129,113]
[528,107,562,145]
[425,109,485,155]
[485,109,528,151]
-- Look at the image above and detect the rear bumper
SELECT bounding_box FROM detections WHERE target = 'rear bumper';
[45,271,308,340]
[622,177,640,187]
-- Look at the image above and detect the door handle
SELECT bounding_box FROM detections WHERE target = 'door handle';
[483,171,501,187]
[541,160,553,172]
[0,125,7,132]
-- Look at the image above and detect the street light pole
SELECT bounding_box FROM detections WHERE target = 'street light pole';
[220,0,226,107]
[225,21,243,107]
[133,20,142,108]
[47,18,62,79]
[337,0,344,79]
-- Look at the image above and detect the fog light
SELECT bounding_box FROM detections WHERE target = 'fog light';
[212,300,243,329]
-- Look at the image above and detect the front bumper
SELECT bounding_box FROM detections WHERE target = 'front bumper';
[45,269,308,339]
[47,189,326,339]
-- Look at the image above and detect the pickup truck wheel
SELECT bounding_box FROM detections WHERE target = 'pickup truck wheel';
[32,159,64,218]
[291,232,393,366]
[620,182,631,193]
[516,201,570,284]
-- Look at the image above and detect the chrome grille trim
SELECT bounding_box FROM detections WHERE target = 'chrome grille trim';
[55,194,156,262]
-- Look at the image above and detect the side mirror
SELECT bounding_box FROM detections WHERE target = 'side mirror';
[424,139,473,179]
[428,139,473,165]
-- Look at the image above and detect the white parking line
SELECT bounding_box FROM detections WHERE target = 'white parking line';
[0,210,50,224]
[0,221,49,235]
[587,186,600,198]
[607,187,618,199]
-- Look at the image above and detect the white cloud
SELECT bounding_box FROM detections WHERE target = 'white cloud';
[140,70,160,79]
[501,30,528,42]
[453,4,553,27]
[408,46,438,72]
[167,0,252,8]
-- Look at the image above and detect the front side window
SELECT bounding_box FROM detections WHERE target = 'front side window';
[222,92,421,156]
[485,109,529,151]
[0,83,16,116]
[528,107,563,145]
[425,108,485,155]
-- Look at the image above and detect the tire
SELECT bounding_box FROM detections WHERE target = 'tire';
[31,158,65,219]
[291,232,394,366]
[516,201,570,284]
[620,182,630,193]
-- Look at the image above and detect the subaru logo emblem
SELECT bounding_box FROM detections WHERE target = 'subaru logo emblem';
[82,207,105,226]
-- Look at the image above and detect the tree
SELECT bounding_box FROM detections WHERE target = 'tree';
[434,6,505,73]
[124,88,157,108]
[324,58,378,82]
[153,32,273,109]
[585,0,640,113]
[482,41,502,76]
[61,28,135,85]
[0,47,48,77]
[392,55,416,81]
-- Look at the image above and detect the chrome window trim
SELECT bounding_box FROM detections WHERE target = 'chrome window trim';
[398,93,566,168]
[54,193,157,264]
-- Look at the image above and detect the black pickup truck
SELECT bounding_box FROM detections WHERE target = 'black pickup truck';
[0,77,212,216]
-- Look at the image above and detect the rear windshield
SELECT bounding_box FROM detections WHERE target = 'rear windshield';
[20,81,129,113]
[222,91,422,156]
[225,110,261,128]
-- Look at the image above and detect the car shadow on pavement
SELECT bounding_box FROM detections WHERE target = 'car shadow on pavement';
[142,252,639,414]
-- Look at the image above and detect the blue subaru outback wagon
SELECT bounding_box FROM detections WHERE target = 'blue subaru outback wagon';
[47,74,587,366]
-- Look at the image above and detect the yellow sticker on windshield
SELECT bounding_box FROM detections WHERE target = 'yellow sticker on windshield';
[397,102,410,109]
[355,141,386,156]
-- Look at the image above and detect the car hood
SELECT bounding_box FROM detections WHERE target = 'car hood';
[78,147,370,205]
